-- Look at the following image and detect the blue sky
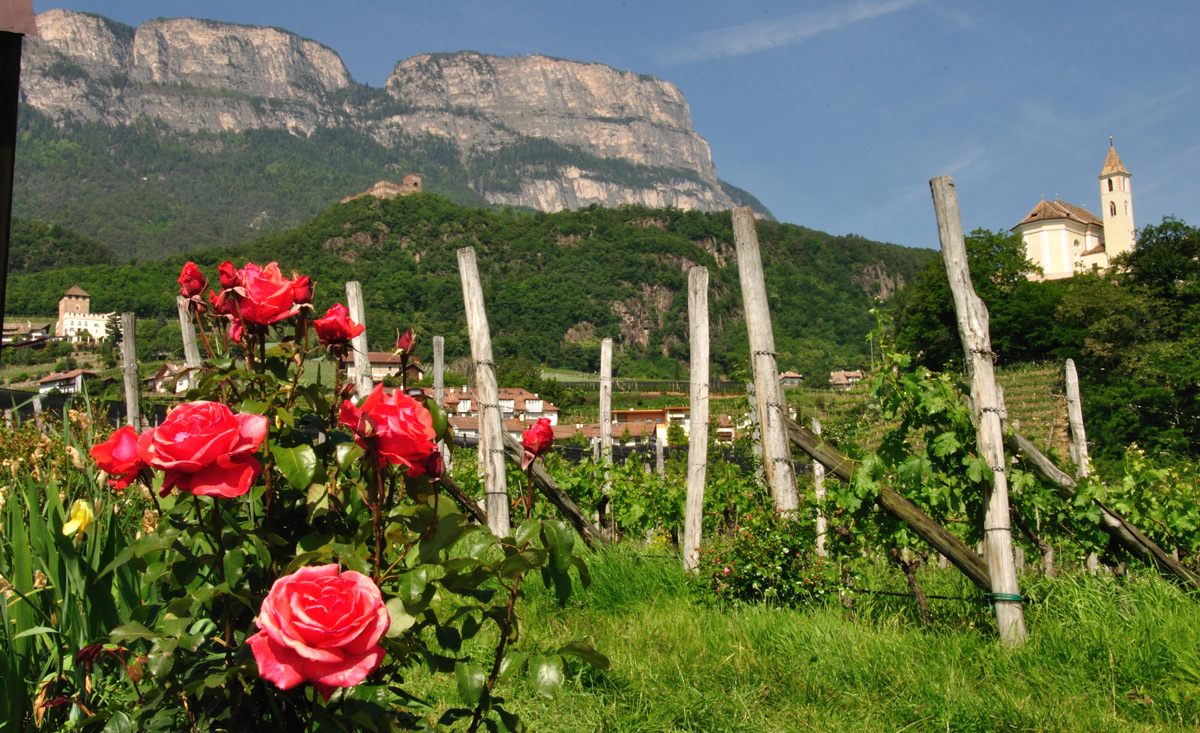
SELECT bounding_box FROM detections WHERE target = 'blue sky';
[34,0,1200,250]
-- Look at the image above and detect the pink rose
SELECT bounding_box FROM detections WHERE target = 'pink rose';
[313,303,364,346]
[238,262,300,325]
[178,261,207,299]
[89,426,145,490]
[137,401,268,497]
[247,564,389,701]
[340,385,437,474]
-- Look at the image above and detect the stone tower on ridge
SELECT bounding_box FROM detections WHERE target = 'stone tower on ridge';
[1099,140,1135,260]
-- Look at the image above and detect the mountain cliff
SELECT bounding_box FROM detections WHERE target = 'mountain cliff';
[17,10,768,256]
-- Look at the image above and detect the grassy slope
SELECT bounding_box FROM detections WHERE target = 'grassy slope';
[407,546,1200,731]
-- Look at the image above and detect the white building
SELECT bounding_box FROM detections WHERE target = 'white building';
[1013,142,1135,280]
[55,286,113,343]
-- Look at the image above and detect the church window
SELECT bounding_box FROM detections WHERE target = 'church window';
[1108,179,1114,192]
[1110,202,1117,216]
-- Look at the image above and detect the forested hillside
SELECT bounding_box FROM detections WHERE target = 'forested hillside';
[5,194,930,379]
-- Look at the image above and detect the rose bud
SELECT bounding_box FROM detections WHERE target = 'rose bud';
[424,450,445,480]
[292,274,313,306]
[395,328,415,354]
[177,262,207,299]
[218,261,242,289]
[520,417,555,471]
[313,303,364,346]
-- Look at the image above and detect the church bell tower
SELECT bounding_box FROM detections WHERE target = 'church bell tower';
[1099,138,1135,259]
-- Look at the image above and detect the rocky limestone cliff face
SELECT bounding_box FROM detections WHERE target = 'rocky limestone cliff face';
[19,10,753,215]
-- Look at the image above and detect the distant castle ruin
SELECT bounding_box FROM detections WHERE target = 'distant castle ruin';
[340,175,422,204]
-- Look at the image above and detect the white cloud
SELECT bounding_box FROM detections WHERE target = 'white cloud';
[658,0,928,65]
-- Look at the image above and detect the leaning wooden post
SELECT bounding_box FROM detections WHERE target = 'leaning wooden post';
[175,296,202,374]
[598,337,614,536]
[456,247,510,537]
[930,176,1026,646]
[120,312,140,429]
[813,417,828,557]
[655,435,664,477]
[732,207,798,511]
[345,281,373,400]
[683,266,709,570]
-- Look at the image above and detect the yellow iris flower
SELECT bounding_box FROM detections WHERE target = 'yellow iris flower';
[62,499,95,537]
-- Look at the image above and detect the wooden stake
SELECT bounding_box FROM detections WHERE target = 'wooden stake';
[930,176,1026,645]
[655,434,664,477]
[456,248,509,537]
[1065,359,1090,479]
[598,337,614,537]
[120,312,140,429]
[732,207,798,511]
[176,295,201,377]
[433,335,451,472]
[683,266,709,571]
[344,281,373,400]
[813,417,828,557]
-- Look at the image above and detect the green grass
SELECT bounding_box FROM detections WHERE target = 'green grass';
[403,546,1200,731]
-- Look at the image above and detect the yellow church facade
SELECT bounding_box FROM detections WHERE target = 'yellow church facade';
[1013,143,1135,280]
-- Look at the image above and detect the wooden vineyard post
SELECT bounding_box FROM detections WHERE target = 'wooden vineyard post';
[813,417,828,557]
[345,281,373,400]
[433,335,451,472]
[655,436,664,477]
[457,247,510,537]
[175,295,202,375]
[732,206,798,512]
[930,176,1026,646]
[683,266,709,570]
[1065,359,1090,479]
[120,312,140,429]
[599,337,614,537]
[1065,358,1099,572]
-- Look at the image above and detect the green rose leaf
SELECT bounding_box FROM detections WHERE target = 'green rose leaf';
[272,442,317,489]
[558,640,611,670]
[528,654,564,698]
[455,661,486,705]
[385,597,416,638]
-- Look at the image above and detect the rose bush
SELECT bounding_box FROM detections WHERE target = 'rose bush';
[340,385,438,474]
[89,425,145,489]
[247,564,389,701]
[137,401,268,497]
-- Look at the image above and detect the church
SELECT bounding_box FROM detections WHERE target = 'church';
[1012,141,1135,280]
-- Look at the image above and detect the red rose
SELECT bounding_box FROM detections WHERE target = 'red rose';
[520,417,554,470]
[247,564,388,702]
[340,385,437,474]
[238,262,300,325]
[292,274,313,306]
[178,262,207,299]
[395,328,415,354]
[89,426,145,490]
[218,260,241,289]
[137,401,268,497]
[209,289,236,316]
[313,303,364,346]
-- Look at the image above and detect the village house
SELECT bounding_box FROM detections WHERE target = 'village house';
[433,386,560,425]
[1,318,53,345]
[1013,141,1136,280]
[830,370,864,391]
[341,352,425,385]
[142,363,193,394]
[778,370,804,388]
[37,368,98,395]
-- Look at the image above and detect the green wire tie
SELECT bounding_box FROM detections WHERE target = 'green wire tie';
[984,592,1028,604]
